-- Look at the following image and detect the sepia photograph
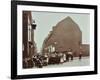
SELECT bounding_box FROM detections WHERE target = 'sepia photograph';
[22,11,90,69]
[11,1,97,79]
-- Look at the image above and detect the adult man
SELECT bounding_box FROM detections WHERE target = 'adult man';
[79,50,83,60]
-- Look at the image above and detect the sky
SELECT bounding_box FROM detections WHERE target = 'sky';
[32,11,90,52]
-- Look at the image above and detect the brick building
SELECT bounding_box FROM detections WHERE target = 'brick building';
[42,16,83,56]
[22,11,37,68]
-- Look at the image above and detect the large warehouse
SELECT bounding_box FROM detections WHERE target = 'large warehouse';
[42,16,84,56]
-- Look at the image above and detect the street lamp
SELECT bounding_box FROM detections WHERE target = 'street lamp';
[31,20,37,29]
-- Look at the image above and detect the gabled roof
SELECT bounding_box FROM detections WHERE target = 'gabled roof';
[55,16,81,33]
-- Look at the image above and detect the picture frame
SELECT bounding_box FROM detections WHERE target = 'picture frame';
[11,0,97,79]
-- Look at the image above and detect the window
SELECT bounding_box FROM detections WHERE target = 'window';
[28,17,32,41]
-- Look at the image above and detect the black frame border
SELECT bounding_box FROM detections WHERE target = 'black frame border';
[11,1,98,79]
